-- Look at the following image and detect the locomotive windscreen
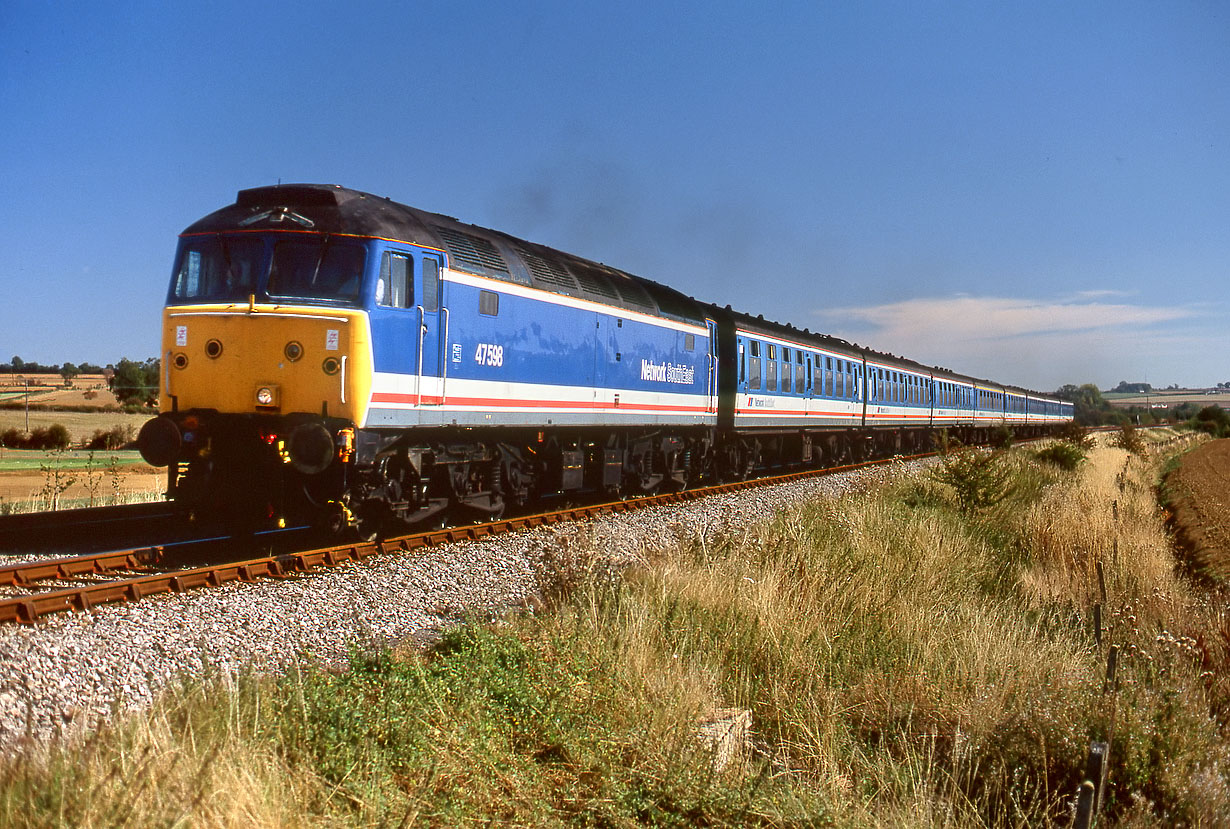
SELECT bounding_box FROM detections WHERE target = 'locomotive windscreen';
[171,235,264,302]
[170,234,366,306]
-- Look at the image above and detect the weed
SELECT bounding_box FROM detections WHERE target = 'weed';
[930,446,1016,513]
[1033,440,1088,471]
[38,451,78,511]
[1113,423,1147,455]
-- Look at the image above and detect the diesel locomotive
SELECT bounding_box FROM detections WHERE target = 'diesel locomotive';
[137,184,1072,536]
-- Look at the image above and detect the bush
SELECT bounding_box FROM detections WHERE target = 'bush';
[86,425,134,450]
[1055,420,1095,449]
[930,447,1015,513]
[1192,405,1230,438]
[1111,423,1146,455]
[0,428,22,448]
[1033,441,1087,471]
[24,424,71,450]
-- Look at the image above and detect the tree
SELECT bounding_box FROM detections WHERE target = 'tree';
[1055,383,1114,426]
[109,357,160,407]
[59,362,80,386]
[10,356,22,371]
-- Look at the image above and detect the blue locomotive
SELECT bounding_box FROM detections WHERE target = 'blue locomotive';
[137,184,1072,535]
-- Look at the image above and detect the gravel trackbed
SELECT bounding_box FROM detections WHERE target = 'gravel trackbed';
[0,461,913,754]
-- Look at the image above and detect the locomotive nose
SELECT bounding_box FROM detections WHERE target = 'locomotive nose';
[138,416,183,467]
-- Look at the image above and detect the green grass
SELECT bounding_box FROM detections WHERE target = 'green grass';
[0,449,147,471]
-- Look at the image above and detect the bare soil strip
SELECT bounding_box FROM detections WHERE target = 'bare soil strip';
[1166,437,1230,579]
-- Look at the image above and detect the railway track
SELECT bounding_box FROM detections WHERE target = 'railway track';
[0,455,920,626]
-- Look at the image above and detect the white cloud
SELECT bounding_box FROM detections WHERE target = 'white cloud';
[812,294,1221,390]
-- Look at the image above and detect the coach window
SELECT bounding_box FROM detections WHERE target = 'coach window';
[796,351,805,393]
[479,290,499,316]
[766,346,778,391]
[782,350,793,394]
[377,252,412,309]
[685,333,695,351]
[421,256,440,311]
[749,341,762,389]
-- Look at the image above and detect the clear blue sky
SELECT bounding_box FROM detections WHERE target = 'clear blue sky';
[2,0,1227,391]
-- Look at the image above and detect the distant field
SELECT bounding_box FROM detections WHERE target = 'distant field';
[0,374,122,408]
[0,449,148,471]
[0,409,155,444]
[0,447,165,509]
[1105,390,1230,408]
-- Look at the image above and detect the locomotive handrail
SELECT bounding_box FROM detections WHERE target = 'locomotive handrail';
[440,306,450,405]
[415,304,425,406]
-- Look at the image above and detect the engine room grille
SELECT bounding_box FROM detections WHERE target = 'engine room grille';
[516,245,578,291]
[569,261,619,300]
[608,270,655,309]
[433,226,511,277]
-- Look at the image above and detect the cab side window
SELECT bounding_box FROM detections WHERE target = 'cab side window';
[378,252,413,309]
[422,256,440,311]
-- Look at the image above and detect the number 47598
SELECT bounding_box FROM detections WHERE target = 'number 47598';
[475,343,504,367]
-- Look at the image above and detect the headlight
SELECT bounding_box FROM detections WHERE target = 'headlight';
[172,353,189,369]
[284,341,303,362]
[322,357,341,375]
[205,339,223,359]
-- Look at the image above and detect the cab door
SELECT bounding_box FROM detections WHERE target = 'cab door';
[416,254,445,405]
[370,249,419,379]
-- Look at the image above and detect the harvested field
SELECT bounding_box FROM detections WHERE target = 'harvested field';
[1166,437,1230,579]
[0,451,165,510]
[0,410,154,445]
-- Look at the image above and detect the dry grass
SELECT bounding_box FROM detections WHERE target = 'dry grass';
[3,430,1228,826]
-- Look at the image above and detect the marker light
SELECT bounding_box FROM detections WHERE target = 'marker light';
[256,387,275,406]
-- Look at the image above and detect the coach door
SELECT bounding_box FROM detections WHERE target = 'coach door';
[415,254,445,405]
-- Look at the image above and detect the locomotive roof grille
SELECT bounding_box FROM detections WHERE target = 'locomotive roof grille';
[516,245,579,291]
[569,261,620,300]
[433,226,511,278]
[608,270,655,309]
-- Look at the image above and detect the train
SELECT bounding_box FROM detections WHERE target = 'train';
[137,183,1073,536]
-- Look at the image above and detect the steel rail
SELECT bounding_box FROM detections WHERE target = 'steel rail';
[0,546,167,588]
[0,453,925,626]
